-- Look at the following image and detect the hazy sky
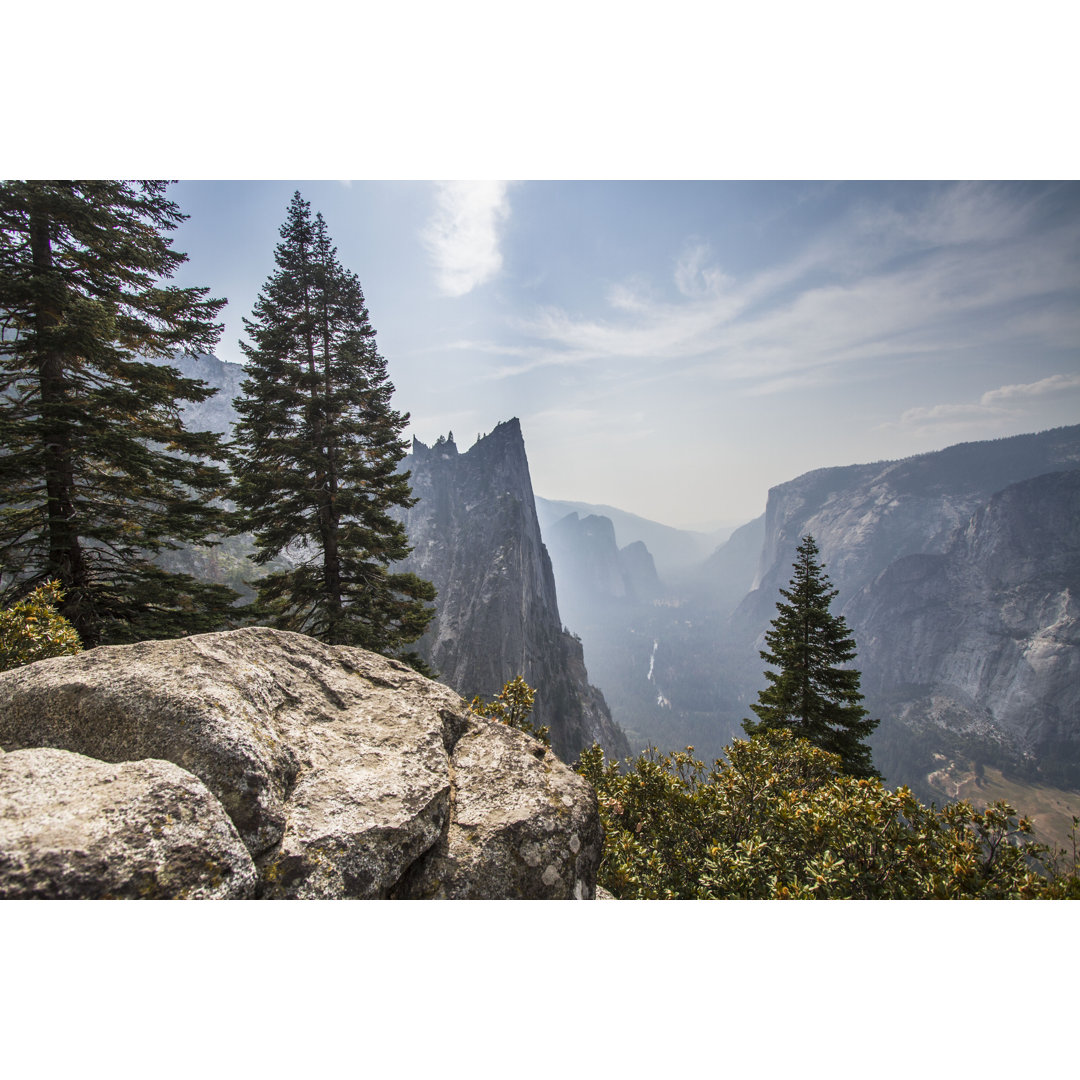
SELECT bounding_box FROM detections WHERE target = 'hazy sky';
[168,180,1080,530]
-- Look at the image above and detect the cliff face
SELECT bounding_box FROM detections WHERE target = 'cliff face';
[849,468,1080,785]
[544,512,662,624]
[394,421,629,763]
[739,426,1080,633]
[731,426,1080,790]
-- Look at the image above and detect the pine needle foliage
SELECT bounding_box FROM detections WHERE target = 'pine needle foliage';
[0,181,238,645]
[230,192,435,656]
[743,534,880,778]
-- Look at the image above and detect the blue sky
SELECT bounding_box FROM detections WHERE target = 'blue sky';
[169,180,1080,530]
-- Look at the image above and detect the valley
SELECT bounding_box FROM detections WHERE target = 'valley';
[159,353,1080,834]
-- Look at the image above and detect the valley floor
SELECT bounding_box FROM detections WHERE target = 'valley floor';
[926,762,1080,855]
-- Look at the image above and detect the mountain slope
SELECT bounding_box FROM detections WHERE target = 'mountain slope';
[738,426,1080,631]
[727,425,1080,793]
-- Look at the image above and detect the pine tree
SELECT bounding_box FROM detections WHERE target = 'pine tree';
[230,192,435,656]
[0,181,238,646]
[742,534,880,778]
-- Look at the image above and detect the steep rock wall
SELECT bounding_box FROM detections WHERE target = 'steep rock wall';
[395,422,629,763]
[729,426,1080,789]
[850,469,1080,784]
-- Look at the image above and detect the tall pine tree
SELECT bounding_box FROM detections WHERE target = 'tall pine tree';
[230,192,435,655]
[0,181,238,646]
[743,535,880,778]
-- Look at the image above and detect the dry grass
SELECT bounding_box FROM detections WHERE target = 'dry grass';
[927,760,1080,855]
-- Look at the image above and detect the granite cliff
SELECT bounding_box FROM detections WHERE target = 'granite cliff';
[729,425,1080,792]
[736,426,1080,630]
[848,467,1080,787]
[394,421,629,764]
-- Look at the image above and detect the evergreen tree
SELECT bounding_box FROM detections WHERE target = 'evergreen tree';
[0,181,238,646]
[742,534,880,778]
[230,192,435,656]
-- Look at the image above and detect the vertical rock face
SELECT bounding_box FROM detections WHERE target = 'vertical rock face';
[395,421,630,763]
[728,425,1080,790]
[849,468,1080,785]
[739,426,1080,632]
[544,512,663,622]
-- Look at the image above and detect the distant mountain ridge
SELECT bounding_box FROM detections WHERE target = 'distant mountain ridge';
[535,497,730,579]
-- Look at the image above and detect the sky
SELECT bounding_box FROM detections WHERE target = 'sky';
[167,180,1080,530]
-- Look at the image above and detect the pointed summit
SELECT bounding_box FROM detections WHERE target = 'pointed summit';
[393,419,629,762]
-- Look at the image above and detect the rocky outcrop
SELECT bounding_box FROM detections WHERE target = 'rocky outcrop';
[0,748,256,899]
[391,721,601,899]
[395,422,630,764]
[0,628,603,899]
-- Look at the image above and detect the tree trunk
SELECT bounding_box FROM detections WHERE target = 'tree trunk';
[29,202,93,642]
[318,296,342,641]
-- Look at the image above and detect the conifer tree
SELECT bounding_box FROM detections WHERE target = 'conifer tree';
[230,192,435,655]
[743,534,880,778]
[0,181,238,646]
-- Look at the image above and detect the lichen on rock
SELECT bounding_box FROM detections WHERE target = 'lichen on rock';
[0,628,604,899]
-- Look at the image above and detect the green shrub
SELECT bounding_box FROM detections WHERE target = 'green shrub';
[470,675,551,748]
[577,729,1080,899]
[0,581,83,672]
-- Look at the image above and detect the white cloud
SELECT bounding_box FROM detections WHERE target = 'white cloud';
[980,372,1080,405]
[674,241,731,298]
[474,184,1080,399]
[894,373,1080,429]
[422,181,511,297]
[898,402,1007,425]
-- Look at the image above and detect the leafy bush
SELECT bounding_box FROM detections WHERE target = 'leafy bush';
[470,675,551,747]
[577,730,1080,899]
[0,581,83,672]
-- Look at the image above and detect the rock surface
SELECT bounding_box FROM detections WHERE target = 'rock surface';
[0,628,603,899]
[395,422,630,764]
[393,721,602,899]
[738,425,1080,630]
[850,468,1080,786]
[0,748,256,899]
